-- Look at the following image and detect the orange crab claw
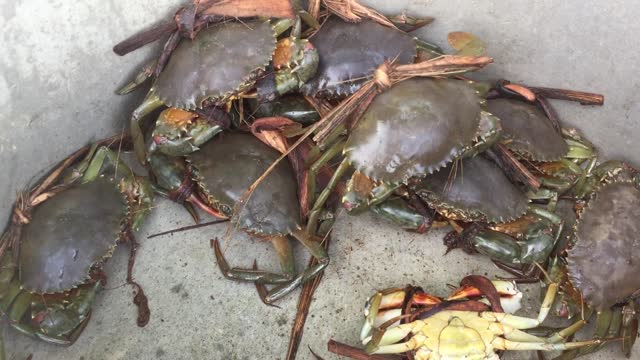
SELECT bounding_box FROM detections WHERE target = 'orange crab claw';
[447,285,484,301]
[412,292,442,306]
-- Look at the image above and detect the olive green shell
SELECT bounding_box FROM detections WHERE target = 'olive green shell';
[414,156,528,223]
[188,133,299,236]
[344,78,483,184]
[301,17,416,98]
[568,182,640,310]
[19,178,125,294]
[154,21,276,109]
[487,98,568,161]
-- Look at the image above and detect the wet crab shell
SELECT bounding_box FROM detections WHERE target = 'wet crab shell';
[487,98,568,161]
[154,21,276,109]
[19,178,126,294]
[188,133,300,236]
[413,155,529,223]
[344,78,485,184]
[568,182,640,310]
[300,17,417,99]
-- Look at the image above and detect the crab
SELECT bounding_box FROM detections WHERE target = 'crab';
[547,161,640,358]
[150,132,329,304]
[121,17,320,164]
[0,139,154,345]
[300,16,419,99]
[488,98,596,187]
[361,276,525,343]
[361,278,601,359]
[307,77,502,230]
[428,95,599,273]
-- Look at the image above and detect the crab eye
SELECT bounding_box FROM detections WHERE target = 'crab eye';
[219,204,232,215]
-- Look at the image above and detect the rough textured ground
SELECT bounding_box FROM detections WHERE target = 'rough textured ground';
[2,0,639,359]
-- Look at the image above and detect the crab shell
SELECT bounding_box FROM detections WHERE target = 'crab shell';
[487,98,568,161]
[413,155,529,223]
[188,133,299,236]
[568,182,640,310]
[345,78,487,184]
[301,17,416,99]
[154,21,276,109]
[19,178,126,294]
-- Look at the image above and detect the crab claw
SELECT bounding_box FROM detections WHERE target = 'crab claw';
[447,280,523,314]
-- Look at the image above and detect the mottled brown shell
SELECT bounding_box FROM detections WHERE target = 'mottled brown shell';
[154,21,276,109]
[19,178,125,293]
[414,156,528,223]
[487,98,568,161]
[301,17,416,98]
[568,182,640,310]
[344,78,483,184]
[188,133,300,236]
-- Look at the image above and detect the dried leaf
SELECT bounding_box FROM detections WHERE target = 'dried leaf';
[447,31,486,56]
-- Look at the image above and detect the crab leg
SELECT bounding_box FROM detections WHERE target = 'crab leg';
[130,92,165,164]
[306,138,346,207]
[483,283,558,329]
[501,319,586,344]
[492,338,601,352]
[308,157,350,231]
[81,146,154,231]
[363,322,423,353]
[257,228,329,303]
[212,239,291,284]
[117,59,157,95]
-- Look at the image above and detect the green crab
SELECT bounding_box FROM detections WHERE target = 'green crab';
[307,78,503,230]
[121,17,319,165]
[544,161,640,359]
[0,138,154,346]
[150,132,329,304]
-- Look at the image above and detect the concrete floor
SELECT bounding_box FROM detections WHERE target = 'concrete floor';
[1,0,639,359]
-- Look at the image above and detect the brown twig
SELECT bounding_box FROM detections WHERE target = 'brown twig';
[147,219,229,239]
[484,145,541,191]
[535,96,562,133]
[322,0,396,28]
[286,236,332,360]
[113,0,295,56]
[327,340,401,360]
[527,86,604,106]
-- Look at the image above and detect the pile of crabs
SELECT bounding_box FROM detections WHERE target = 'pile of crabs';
[1,0,639,359]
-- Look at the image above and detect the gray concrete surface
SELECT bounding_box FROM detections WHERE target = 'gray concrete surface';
[1,0,638,359]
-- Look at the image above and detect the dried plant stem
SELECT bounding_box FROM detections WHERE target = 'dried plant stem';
[327,340,401,359]
[322,0,396,28]
[286,236,332,360]
[528,86,604,106]
[113,0,295,56]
